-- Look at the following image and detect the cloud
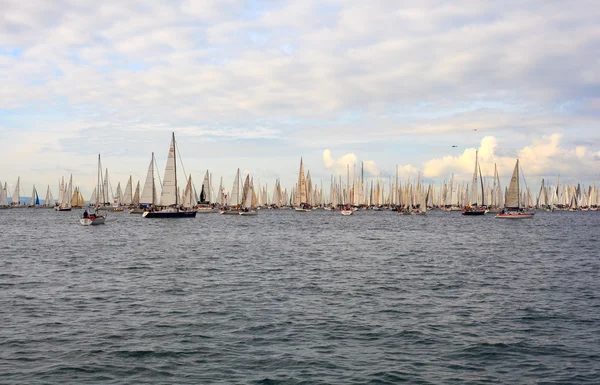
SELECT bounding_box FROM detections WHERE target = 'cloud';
[423,133,600,181]
[323,149,380,176]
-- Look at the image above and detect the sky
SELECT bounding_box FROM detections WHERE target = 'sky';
[1,0,599,198]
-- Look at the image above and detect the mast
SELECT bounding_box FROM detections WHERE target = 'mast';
[152,153,156,205]
[173,132,178,206]
[479,162,485,206]
[97,154,101,207]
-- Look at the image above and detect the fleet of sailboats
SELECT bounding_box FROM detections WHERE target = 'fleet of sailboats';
[2,135,599,222]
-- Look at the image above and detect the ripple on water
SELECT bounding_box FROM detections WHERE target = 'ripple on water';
[1,209,600,384]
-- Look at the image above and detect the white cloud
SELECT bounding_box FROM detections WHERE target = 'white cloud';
[323,149,380,176]
[423,133,600,181]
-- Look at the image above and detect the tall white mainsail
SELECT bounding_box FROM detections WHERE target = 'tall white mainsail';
[216,177,224,206]
[122,176,133,205]
[57,177,64,206]
[230,169,241,206]
[30,185,39,206]
[113,182,122,206]
[11,177,20,204]
[470,151,480,205]
[201,170,211,203]
[181,176,196,209]
[159,133,178,207]
[296,158,307,206]
[243,176,254,209]
[0,182,9,206]
[89,187,98,206]
[60,175,73,209]
[44,185,54,207]
[140,153,159,205]
[132,181,141,205]
[505,159,520,209]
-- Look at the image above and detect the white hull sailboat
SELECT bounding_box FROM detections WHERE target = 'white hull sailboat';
[341,209,353,216]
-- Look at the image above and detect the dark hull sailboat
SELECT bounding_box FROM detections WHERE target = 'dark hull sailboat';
[143,132,197,219]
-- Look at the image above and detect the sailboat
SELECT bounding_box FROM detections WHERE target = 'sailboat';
[80,155,107,225]
[221,169,242,214]
[28,185,40,207]
[71,187,86,208]
[462,150,486,215]
[131,153,159,214]
[10,177,22,207]
[411,188,427,216]
[295,158,311,211]
[57,176,73,211]
[495,159,534,219]
[239,175,258,216]
[0,182,9,208]
[143,132,197,218]
[43,185,54,208]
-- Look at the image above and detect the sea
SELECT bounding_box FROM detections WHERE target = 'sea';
[1,208,599,384]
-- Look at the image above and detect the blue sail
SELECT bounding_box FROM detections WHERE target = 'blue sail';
[35,192,40,205]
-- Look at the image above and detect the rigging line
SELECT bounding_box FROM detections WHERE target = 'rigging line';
[154,156,163,189]
[520,162,530,193]
[174,139,188,183]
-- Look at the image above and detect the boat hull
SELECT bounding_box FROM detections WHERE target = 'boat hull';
[143,211,197,218]
[221,210,241,215]
[197,208,219,213]
[495,212,534,219]
[239,210,258,216]
[79,217,106,226]
[462,210,486,216]
[341,210,353,216]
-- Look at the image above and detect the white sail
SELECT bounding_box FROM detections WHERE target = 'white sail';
[102,169,110,205]
[89,187,98,205]
[181,176,196,209]
[470,151,480,205]
[201,170,211,203]
[60,175,73,209]
[132,181,140,205]
[296,158,307,205]
[216,177,224,206]
[243,178,253,209]
[57,177,64,206]
[122,176,133,205]
[230,169,241,206]
[113,182,122,206]
[30,185,38,206]
[505,159,520,209]
[140,153,158,205]
[159,133,178,206]
[44,185,54,207]
[0,183,8,206]
[11,176,20,204]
